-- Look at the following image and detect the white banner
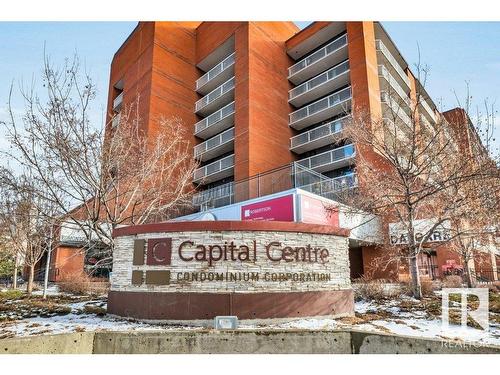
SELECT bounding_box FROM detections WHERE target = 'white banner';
[389,218,451,245]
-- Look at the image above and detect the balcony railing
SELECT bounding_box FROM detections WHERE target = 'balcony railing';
[196,52,236,94]
[375,40,410,90]
[297,143,355,172]
[378,65,411,108]
[289,60,350,105]
[111,113,121,128]
[194,127,235,161]
[195,77,235,114]
[290,116,347,153]
[419,98,437,124]
[299,172,358,197]
[194,101,235,139]
[289,86,352,130]
[192,181,234,208]
[381,91,412,127]
[193,154,235,184]
[288,34,348,82]
[113,92,123,112]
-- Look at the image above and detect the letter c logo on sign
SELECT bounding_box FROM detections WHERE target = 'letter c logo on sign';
[146,238,172,266]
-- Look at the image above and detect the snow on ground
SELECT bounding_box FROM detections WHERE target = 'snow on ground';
[1,289,499,346]
[2,312,203,337]
[239,298,500,347]
[31,285,61,296]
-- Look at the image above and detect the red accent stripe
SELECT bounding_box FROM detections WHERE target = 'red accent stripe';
[113,220,349,238]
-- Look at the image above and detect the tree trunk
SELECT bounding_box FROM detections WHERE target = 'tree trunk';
[409,254,422,299]
[27,264,35,296]
[462,256,475,288]
[12,254,18,290]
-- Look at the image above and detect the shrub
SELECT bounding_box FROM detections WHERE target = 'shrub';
[421,280,441,296]
[442,275,463,288]
[353,275,386,301]
[0,289,24,301]
[83,304,106,316]
[58,273,109,296]
[477,282,500,293]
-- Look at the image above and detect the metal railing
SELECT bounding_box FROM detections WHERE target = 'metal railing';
[381,91,412,127]
[378,65,411,107]
[193,154,234,182]
[289,86,352,125]
[194,127,235,159]
[192,180,234,207]
[296,143,355,170]
[470,269,499,283]
[290,116,347,150]
[113,92,123,112]
[299,172,358,198]
[192,163,351,210]
[420,98,437,124]
[375,39,410,89]
[288,34,348,78]
[289,60,350,101]
[195,77,235,113]
[194,101,235,136]
[196,52,236,91]
[111,113,121,128]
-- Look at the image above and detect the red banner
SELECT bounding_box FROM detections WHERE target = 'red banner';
[241,195,294,221]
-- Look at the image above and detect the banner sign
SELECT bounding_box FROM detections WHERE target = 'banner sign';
[299,195,338,226]
[241,195,294,222]
[389,218,451,245]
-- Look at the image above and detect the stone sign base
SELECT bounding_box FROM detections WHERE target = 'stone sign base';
[108,289,354,321]
[109,221,354,321]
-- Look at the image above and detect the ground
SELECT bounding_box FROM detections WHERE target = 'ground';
[0,285,499,347]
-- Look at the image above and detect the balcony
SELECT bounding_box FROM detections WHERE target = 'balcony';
[296,144,355,173]
[289,86,352,130]
[382,118,412,143]
[289,60,350,108]
[196,52,236,95]
[375,40,410,91]
[419,98,437,124]
[381,91,412,128]
[193,154,235,185]
[111,113,121,128]
[378,65,411,112]
[194,127,235,162]
[299,172,358,197]
[113,92,123,113]
[192,181,234,209]
[288,34,348,85]
[290,116,347,154]
[195,77,235,116]
[194,101,235,140]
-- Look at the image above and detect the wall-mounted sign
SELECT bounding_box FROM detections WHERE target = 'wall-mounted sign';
[389,219,451,245]
[241,195,294,222]
[299,195,338,226]
[129,232,338,288]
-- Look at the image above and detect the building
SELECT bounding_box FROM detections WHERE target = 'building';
[50,21,499,284]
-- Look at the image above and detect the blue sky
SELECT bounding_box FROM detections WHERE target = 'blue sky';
[0,22,498,144]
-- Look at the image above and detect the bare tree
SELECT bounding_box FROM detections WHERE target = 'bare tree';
[443,95,500,287]
[1,52,198,269]
[336,64,499,299]
[0,173,57,295]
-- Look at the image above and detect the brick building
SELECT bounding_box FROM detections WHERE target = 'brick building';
[50,21,499,283]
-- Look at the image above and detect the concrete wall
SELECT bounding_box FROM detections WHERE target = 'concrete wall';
[1,330,498,354]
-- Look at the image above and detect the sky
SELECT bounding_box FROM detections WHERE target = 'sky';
[0,21,498,148]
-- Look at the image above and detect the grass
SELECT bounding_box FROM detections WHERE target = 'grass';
[0,289,24,301]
